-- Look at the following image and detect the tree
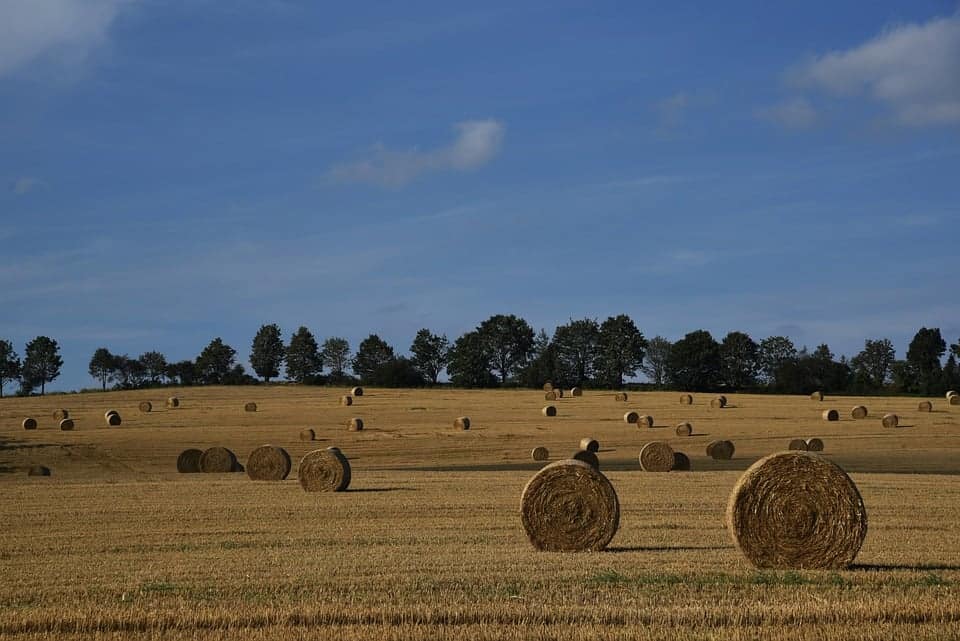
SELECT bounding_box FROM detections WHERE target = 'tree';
[352,335,395,382]
[166,360,197,386]
[21,336,63,395]
[640,336,671,388]
[286,327,323,383]
[719,331,758,390]
[0,339,21,398]
[666,330,721,391]
[250,324,285,383]
[596,314,647,388]
[518,329,559,388]
[410,329,449,384]
[139,351,168,385]
[906,327,946,395]
[758,336,798,386]
[447,330,496,387]
[553,318,601,387]
[88,347,118,391]
[367,357,425,387]
[943,354,959,393]
[113,354,147,390]
[322,337,352,380]
[850,338,895,391]
[477,314,535,384]
[196,338,237,385]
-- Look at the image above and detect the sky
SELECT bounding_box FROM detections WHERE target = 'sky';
[1,0,959,391]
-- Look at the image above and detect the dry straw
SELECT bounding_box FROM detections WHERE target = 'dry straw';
[519,459,620,552]
[340,395,353,407]
[139,401,152,413]
[881,413,899,428]
[542,405,557,417]
[246,445,292,481]
[725,451,867,569]
[531,446,549,461]
[555,388,564,399]
[571,449,600,469]
[675,422,693,437]
[176,448,203,473]
[544,391,557,401]
[822,409,839,421]
[639,441,675,472]
[104,409,118,420]
[22,417,37,430]
[710,396,727,409]
[810,391,824,401]
[672,452,691,471]
[851,405,868,419]
[806,438,824,452]
[299,428,316,441]
[614,392,628,402]
[918,401,933,412]
[105,412,121,427]
[788,438,808,451]
[244,402,257,412]
[166,397,180,409]
[59,418,74,431]
[579,437,599,453]
[199,447,237,473]
[348,417,364,431]
[570,387,583,397]
[949,395,960,406]
[455,416,471,430]
[542,382,553,392]
[947,390,958,400]
[53,409,69,420]
[623,411,639,424]
[27,465,51,476]
[299,447,351,492]
[680,394,693,405]
[708,440,735,460]
[351,387,364,397]
[638,415,654,428]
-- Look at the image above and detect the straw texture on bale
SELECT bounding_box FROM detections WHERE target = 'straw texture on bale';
[949,395,960,406]
[22,417,37,430]
[579,437,599,453]
[543,382,553,392]
[571,449,600,469]
[298,447,351,492]
[639,441,675,472]
[614,392,628,402]
[680,394,693,405]
[531,446,549,462]
[918,400,933,412]
[710,397,726,408]
[851,405,868,419]
[708,440,735,460]
[166,397,180,408]
[725,451,867,569]
[519,459,619,552]
[246,445,291,481]
[636,415,654,428]
[455,416,471,430]
[806,438,824,452]
[299,428,315,441]
[788,438,808,451]
[672,452,691,471]
[59,419,74,431]
[822,409,839,421]
[199,447,238,473]
[555,388,564,398]
[544,391,557,401]
[28,465,51,476]
[675,422,693,437]
[138,401,152,413]
[340,395,353,407]
[810,391,824,401]
[881,413,899,428]
[105,413,121,427]
[176,449,203,473]
[542,405,557,417]
[623,411,639,424]
[947,390,957,400]
[570,387,583,397]
[244,402,257,412]
[53,409,69,420]
[351,387,364,397]
[104,409,119,420]
[348,417,364,431]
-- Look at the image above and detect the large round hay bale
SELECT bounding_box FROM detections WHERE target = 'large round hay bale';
[519,459,619,552]
[637,415,654,428]
[104,409,119,420]
[708,440,735,460]
[679,394,693,405]
[542,382,553,392]
[571,449,599,469]
[53,409,69,420]
[570,387,582,397]
[946,390,957,400]
[614,392,628,402]
[542,405,557,417]
[949,394,960,406]
[810,391,824,401]
[806,438,824,452]
[531,446,549,462]
[340,395,353,407]
[672,452,691,471]
[639,441,675,472]
[918,401,933,412]
[299,428,315,441]
[710,396,727,409]
[579,437,599,453]
[544,391,557,401]
[138,401,152,413]
[725,451,867,569]
[22,417,37,430]
[455,416,471,430]
[555,388,564,398]
[199,447,237,473]
[105,413,121,427]
[299,447,351,492]
[246,445,291,481]
[881,413,899,428]
[351,386,364,397]
[244,402,257,412]
[822,409,839,421]
[675,422,693,437]
[166,397,180,409]
[851,405,868,419]
[59,418,74,431]
[27,465,51,476]
[788,438,808,451]
[623,411,639,424]
[176,448,203,473]
[347,417,364,431]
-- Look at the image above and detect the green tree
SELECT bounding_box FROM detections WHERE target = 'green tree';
[367,357,425,387]
[113,354,147,390]
[138,351,168,385]
[447,330,496,387]
[166,360,197,386]
[666,330,721,391]
[758,336,798,386]
[640,336,671,388]
[22,336,63,395]
[850,338,896,391]
[478,314,535,384]
[943,354,959,392]
[196,338,237,385]
[352,335,395,382]
[410,329,449,384]
[552,318,601,387]
[597,314,647,388]
[0,339,21,398]
[518,329,559,388]
[88,347,118,391]
[906,327,946,395]
[720,331,758,390]
[286,327,323,383]
[250,324,285,382]
[322,337,352,380]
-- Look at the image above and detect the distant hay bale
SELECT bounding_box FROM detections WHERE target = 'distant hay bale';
[623,411,639,424]
[542,405,557,417]
[244,402,257,412]
[710,397,726,409]
[104,409,119,420]
[822,409,839,421]
[299,428,316,441]
[679,394,693,405]
[810,391,824,401]
[806,438,824,452]
[672,452,691,471]
[246,445,292,481]
[22,417,37,430]
[340,395,353,407]
[544,391,557,401]
[949,395,960,406]
[455,416,471,430]
[788,438,808,451]
[881,413,899,428]
[176,448,203,473]
[166,397,180,409]
[637,415,654,428]
[519,459,619,552]
[555,388,564,398]
[675,422,693,437]
[351,387,364,397]
[542,382,553,392]
[571,449,600,469]
[27,465,51,476]
[105,413,122,427]
[639,441,675,472]
[708,440,735,460]
[725,451,867,569]
[918,401,933,412]
[59,418,74,431]
[570,387,583,397]
[531,446,549,461]
[579,437,599,453]
[947,390,957,400]
[851,405,868,419]
[53,409,69,420]
[348,417,364,431]
[199,447,237,473]
[138,401,152,413]
[614,392,628,402]
[298,447,351,492]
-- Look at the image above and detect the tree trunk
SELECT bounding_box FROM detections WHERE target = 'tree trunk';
[41,380,45,395]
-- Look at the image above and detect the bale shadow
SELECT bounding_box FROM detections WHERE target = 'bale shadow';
[607,545,732,553]
[852,563,960,571]
[346,487,415,493]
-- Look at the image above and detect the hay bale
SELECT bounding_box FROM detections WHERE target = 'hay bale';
[710,396,727,409]
[822,409,839,421]
[138,401,152,413]
[949,395,960,406]
[637,415,654,428]
[639,441,675,472]
[104,409,119,420]
[347,417,364,431]
[519,459,619,552]
[614,392,628,402]
[542,382,553,392]
[675,422,693,437]
[53,409,69,420]
[542,405,557,417]
[27,465,51,476]
[918,400,933,412]
[22,417,37,430]
[579,437,599,453]
[299,428,316,441]
[176,448,203,473]
[623,411,639,424]
[672,452,691,471]
[679,394,693,405]
[340,395,353,407]
[571,449,600,469]
[708,440,735,460]
[555,388,564,398]
[166,397,180,409]
[455,416,471,430]
[544,391,557,401]
[531,446,549,462]
[725,451,867,569]
[810,391,824,401]
[246,445,292,481]
[806,438,824,452]
[788,438,808,451]
[570,387,583,397]
[946,390,957,400]
[244,402,257,412]
[105,413,121,427]
[59,418,74,431]
[199,447,237,473]
[881,413,899,428]
[233,461,245,473]
[299,447,351,492]
[351,386,364,397]
[851,405,868,419]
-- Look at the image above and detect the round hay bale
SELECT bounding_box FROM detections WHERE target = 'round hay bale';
[623,411,639,424]
[725,451,867,569]
[579,437,599,453]
[679,393,693,405]
[246,445,292,481]
[105,413,121,427]
[59,418,74,431]
[918,400,933,412]
[176,448,203,473]
[166,397,180,409]
[851,405,868,419]
[52,409,69,420]
[22,417,37,430]
[555,388,564,399]
[347,417,364,431]
[244,402,257,412]
[455,416,471,430]
[299,447,351,492]
[949,395,960,406]
[104,409,119,420]
[340,395,353,407]
[708,440,735,460]
[299,428,316,441]
[946,390,957,400]
[672,452,691,471]
[542,405,557,417]
[810,391,824,401]
[639,441,675,472]
[881,413,899,428]
[822,409,839,421]
[351,386,364,397]
[199,447,237,473]
[571,449,600,469]
[675,422,693,437]
[138,401,152,413]
[570,387,583,397]
[788,438,808,451]
[614,392,628,402]
[531,446,549,462]
[544,391,557,401]
[637,415,654,428]
[27,465,51,476]
[519,459,620,552]
[806,438,824,452]
[710,396,727,409]
[542,382,553,392]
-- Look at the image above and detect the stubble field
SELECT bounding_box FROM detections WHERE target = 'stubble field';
[2,386,960,640]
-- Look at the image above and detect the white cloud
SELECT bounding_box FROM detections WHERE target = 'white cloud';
[328,119,505,187]
[756,97,818,129]
[790,13,960,126]
[0,0,131,78]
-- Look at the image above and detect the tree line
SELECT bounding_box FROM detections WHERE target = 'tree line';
[1,317,958,396]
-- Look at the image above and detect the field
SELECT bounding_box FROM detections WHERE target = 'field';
[3,386,960,640]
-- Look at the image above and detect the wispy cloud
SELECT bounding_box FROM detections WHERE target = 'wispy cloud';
[328,119,505,187]
[9,176,42,195]
[756,97,818,129]
[788,13,960,126]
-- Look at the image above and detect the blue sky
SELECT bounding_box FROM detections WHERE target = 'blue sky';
[1,0,959,391]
